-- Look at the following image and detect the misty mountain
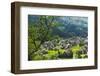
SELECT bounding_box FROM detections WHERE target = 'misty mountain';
[28,15,88,38]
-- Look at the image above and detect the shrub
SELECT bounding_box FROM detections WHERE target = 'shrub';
[71,44,81,59]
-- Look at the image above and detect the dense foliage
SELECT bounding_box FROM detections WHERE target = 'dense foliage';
[28,15,88,60]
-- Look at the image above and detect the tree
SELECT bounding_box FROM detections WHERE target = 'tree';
[28,16,59,60]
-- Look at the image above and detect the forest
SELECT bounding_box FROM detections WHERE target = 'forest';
[28,15,88,60]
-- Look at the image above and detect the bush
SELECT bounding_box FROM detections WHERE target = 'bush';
[32,54,44,60]
[71,44,81,58]
[47,50,59,59]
